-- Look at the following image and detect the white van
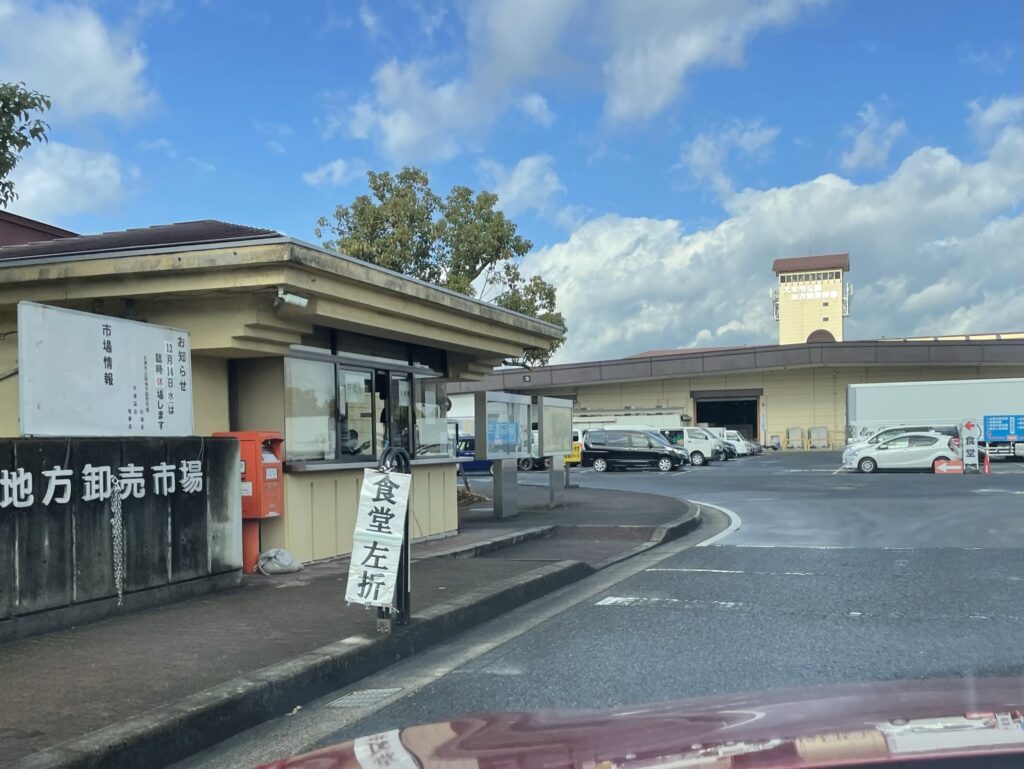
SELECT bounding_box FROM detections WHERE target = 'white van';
[656,426,721,466]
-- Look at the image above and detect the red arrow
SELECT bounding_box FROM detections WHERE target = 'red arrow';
[964,421,976,431]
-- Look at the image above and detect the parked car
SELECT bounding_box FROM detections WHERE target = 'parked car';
[456,437,493,475]
[724,430,751,456]
[846,424,957,450]
[581,428,688,472]
[658,427,722,466]
[842,432,958,473]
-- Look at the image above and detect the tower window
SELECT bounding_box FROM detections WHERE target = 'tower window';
[823,301,829,307]
[823,316,830,321]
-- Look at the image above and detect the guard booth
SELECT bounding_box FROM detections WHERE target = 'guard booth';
[0,219,564,568]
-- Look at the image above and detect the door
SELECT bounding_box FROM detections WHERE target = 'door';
[604,431,632,467]
[875,435,911,468]
[686,428,709,456]
[629,432,659,467]
[906,435,941,467]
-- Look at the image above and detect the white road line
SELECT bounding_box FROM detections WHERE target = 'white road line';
[595,596,680,607]
[691,501,742,546]
[646,567,744,574]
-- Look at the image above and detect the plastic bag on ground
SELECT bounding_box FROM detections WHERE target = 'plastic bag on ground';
[256,548,303,575]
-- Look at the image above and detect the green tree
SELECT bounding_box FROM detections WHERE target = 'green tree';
[0,83,51,209]
[316,166,565,365]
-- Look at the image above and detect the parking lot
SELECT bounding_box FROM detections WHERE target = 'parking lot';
[467,449,1024,549]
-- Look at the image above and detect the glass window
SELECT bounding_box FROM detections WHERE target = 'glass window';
[284,358,337,461]
[588,431,607,446]
[338,369,374,458]
[414,377,450,457]
[606,431,630,447]
[336,331,409,367]
[909,435,939,447]
[882,436,911,449]
[388,372,413,453]
[629,433,654,448]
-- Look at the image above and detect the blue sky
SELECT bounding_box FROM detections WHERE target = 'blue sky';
[2,0,1022,362]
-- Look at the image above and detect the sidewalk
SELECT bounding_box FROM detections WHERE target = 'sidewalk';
[3,485,698,769]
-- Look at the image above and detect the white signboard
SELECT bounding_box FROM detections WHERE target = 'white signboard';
[959,419,982,470]
[17,302,194,437]
[345,468,412,608]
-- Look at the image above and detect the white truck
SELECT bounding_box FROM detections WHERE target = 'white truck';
[846,377,1024,458]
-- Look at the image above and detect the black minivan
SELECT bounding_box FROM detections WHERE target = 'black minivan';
[581,428,688,472]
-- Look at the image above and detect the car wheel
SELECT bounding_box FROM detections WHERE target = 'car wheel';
[690,451,706,466]
[456,464,462,476]
[657,456,674,472]
[593,457,608,472]
[517,458,534,471]
[858,457,877,474]
[488,465,494,476]
[543,457,553,470]
[932,456,950,473]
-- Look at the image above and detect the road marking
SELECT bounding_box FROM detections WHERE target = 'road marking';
[646,568,819,577]
[595,596,680,606]
[690,501,742,546]
[646,567,744,574]
[595,596,743,609]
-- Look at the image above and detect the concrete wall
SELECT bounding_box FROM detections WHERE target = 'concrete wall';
[573,365,1024,448]
[0,436,241,641]
[192,356,230,434]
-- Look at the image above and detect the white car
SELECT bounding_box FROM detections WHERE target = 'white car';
[846,424,956,452]
[725,430,752,456]
[842,432,958,473]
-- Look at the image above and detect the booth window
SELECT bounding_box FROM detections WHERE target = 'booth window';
[284,327,448,465]
[284,358,337,461]
[414,377,450,457]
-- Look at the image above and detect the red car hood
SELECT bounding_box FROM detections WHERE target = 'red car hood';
[257,678,1024,769]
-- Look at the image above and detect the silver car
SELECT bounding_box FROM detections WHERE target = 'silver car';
[842,432,958,473]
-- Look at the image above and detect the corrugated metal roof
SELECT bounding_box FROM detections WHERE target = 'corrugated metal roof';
[0,220,279,262]
[771,253,850,274]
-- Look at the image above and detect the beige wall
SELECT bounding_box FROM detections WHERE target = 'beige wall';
[777,270,845,344]
[192,356,230,434]
[263,463,458,563]
[573,365,1024,449]
[233,357,285,432]
[0,314,16,437]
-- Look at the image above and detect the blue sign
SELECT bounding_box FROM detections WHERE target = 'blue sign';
[983,414,1024,441]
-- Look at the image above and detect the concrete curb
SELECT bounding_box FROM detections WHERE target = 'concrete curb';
[416,526,555,559]
[11,560,592,769]
[588,503,702,571]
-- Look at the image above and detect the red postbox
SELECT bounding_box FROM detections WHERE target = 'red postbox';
[214,431,284,573]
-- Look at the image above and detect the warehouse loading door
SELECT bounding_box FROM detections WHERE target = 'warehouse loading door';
[692,389,762,442]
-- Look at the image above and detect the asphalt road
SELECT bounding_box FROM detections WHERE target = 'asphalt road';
[176,452,1024,769]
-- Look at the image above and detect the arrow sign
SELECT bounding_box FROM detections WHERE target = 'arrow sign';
[935,460,964,474]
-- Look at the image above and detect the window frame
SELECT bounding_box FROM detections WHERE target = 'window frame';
[283,336,448,468]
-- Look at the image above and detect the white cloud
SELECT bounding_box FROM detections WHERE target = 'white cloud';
[265,140,287,154]
[338,0,581,162]
[140,137,174,153]
[681,119,779,199]
[840,102,906,171]
[254,121,293,153]
[968,96,1024,146]
[0,1,155,120]
[601,0,826,122]
[8,142,134,220]
[358,2,381,40]
[523,113,1024,363]
[479,154,565,217]
[517,93,554,126]
[302,158,365,187]
[958,44,1012,75]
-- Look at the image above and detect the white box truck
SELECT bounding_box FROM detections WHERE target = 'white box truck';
[846,378,1024,457]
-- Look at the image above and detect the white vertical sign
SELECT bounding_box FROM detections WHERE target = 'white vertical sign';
[17,302,194,437]
[345,469,412,608]
[959,419,982,470]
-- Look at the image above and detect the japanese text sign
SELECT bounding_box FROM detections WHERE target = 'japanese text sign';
[17,302,194,437]
[353,730,419,769]
[959,419,982,469]
[345,469,412,608]
[983,415,1024,442]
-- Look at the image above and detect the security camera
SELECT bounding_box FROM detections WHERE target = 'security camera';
[275,288,309,308]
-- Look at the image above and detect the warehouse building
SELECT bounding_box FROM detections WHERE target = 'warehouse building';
[450,254,1024,447]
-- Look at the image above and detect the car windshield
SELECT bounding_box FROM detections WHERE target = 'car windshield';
[6,3,1021,769]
